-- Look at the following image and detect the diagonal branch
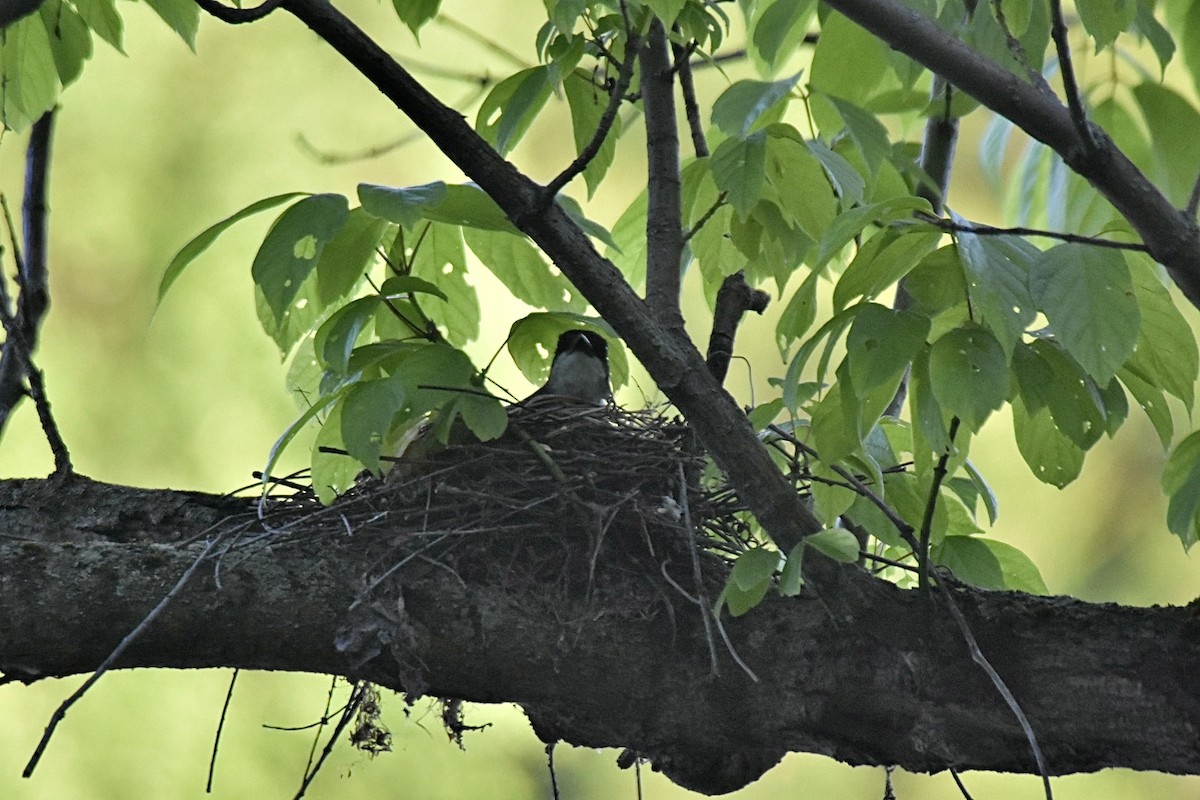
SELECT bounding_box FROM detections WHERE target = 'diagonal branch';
[820,0,1200,308]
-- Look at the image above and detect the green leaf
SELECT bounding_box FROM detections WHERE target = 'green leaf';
[806,527,861,563]
[1132,82,1200,207]
[1076,0,1135,51]
[928,323,1008,429]
[424,184,518,233]
[730,546,780,591]
[563,70,619,198]
[358,181,447,229]
[0,14,59,132]
[823,96,893,176]
[815,196,933,270]
[456,392,508,441]
[143,0,200,50]
[606,188,648,289]
[1134,0,1174,76]
[765,129,838,240]
[391,0,442,39]
[1118,364,1173,448]
[40,0,92,87]
[963,459,999,524]
[1127,256,1198,409]
[381,274,449,302]
[750,0,816,72]
[806,139,865,207]
[74,0,123,52]
[846,303,930,392]
[711,132,767,218]
[833,229,940,309]
[1030,243,1139,383]
[1163,430,1200,550]
[315,207,387,306]
[252,194,350,324]
[935,535,1049,593]
[810,461,857,524]
[954,230,1038,357]
[1011,394,1085,487]
[809,9,889,112]
[1013,340,1106,449]
[158,192,309,305]
[776,269,820,350]
[463,228,582,311]
[721,546,778,616]
[341,377,407,474]
[476,66,556,156]
[778,542,806,596]
[711,72,802,137]
[315,296,381,375]
[410,223,480,347]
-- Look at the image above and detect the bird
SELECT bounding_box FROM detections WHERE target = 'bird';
[522,329,612,406]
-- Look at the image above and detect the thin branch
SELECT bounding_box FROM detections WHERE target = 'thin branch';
[435,15,530,69]
[681,191,726,243]
[1048,0,1095,153]
[206,669,240,793]
[23,535,222,777]
[672,37,708,157]
[890,75,959,416]
[678,462,720,677]
[1188,172,1200,219]
[937,579,1053,800]
[292,680,367,800]
[192,0,286,24]
[544,29,644,200]
[0,111,68,472]
[918,417,960,590]
[930,216,1149,251]
[641,17,684,324]
[768,424,921,553]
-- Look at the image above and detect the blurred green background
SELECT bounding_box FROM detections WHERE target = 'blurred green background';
[0,1,1197,797]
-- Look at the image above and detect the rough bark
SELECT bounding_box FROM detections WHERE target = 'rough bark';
[2,476,1198,795]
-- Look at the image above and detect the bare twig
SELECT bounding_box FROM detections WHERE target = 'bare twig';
[949,766,976,800]
[206,669,240,793]
[641,17,684,324]
[193,0,286,24]
[292,680,367,800]
[1048,0,1095,153]
[706,272,769,385]
[23,535,222,777]
[672,37,708,157]
[544,29,644,199]
[930,216,1148,251]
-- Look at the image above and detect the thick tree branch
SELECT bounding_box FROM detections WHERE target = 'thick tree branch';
[641,17,684,324]
[279,0,822,549]
[2,477,1198,794]
[820,0,1200,308]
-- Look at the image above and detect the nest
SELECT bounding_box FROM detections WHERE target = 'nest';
[261,404,753,617]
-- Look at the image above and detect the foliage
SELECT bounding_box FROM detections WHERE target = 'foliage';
[21,0,1200,605]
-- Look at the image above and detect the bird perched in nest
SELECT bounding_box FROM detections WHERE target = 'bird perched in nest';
[522,329,612,406]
